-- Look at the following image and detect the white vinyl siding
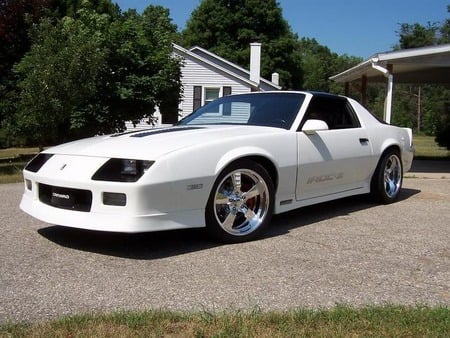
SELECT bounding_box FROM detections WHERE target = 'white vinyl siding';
[179,58,251,119]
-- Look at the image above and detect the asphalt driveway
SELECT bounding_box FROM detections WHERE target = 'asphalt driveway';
[1,178,449,324]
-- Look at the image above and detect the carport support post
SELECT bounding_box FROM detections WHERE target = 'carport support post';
[371,61,394,124]
[361,75,367,106]
[385,64,393,124]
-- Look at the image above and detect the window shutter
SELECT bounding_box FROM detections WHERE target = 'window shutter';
[193,86,202,111]
[223,86,232,96]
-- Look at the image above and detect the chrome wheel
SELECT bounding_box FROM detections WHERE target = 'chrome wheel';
[371,149,403,204]
[213,168,270,237]
[383,154,402,198]
[206,160,274,242]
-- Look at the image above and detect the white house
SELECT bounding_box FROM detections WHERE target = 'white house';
[126,43,281,129]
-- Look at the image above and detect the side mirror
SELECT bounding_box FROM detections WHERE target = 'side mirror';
[301,119,329,135]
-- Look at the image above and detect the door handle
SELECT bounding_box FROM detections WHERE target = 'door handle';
[359,138,369,144]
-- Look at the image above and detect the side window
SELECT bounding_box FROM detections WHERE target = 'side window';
[301,96,360,130]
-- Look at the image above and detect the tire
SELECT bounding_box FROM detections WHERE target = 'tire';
[371,149,403,204]
[205,159,274,243]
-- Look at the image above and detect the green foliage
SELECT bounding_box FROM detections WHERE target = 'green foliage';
[298,38,362,93]
[45,0,120,19]
[435,101,450,149]
[0,0,119,126]
[6,3,181,146]
[397,22,440,49]
[11,10,110,145]
[381,7,450,135]
[181,0,303,89]
[0,0,52,77]
[439,5,450,43]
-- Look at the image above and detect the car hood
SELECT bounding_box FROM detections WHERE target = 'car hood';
[44,125,284,160]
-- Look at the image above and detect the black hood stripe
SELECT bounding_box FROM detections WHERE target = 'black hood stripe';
[129,126,204,138]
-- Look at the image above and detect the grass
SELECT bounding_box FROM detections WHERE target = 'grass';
[414,135,450,159]
[0,163,25,184]
[0,147,39,159]
[0,147,38,184]
[1,306,448,337]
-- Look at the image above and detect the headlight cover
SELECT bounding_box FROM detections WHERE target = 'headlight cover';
[92,158,154,182]
[24,153,54,173]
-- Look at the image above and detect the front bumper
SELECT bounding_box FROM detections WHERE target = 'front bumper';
[20,155,207,233]
[20,189,204,233]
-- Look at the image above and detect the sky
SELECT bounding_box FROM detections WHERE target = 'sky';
[114,0,449,58]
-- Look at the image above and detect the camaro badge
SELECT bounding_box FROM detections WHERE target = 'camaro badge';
[187,184,203,190]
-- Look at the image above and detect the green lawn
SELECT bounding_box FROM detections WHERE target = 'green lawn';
[1,306,448,337]
[0,147,39,159]
[414,135,450,159]
[0,147,38,184]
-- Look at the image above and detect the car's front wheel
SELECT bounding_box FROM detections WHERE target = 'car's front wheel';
[371,149,403,204]
[206,160,274,243]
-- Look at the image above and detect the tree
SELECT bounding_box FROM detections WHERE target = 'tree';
[0,0,52,77]
[0,0,123,146]
[298,38,361,93]
[435,103,450,150]
[105,6,182,128]
[0,0,52,136]
[396,22,439,49]
[439,5,450,43]
[45,0,120,19]
[181,0,302,89]
[11,10,110,145]
[9,5,181,146]
[434,6,450,149]
[392,8,450,147]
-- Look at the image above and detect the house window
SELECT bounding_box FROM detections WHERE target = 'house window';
[204,88,220,105]
[192,86,232,111]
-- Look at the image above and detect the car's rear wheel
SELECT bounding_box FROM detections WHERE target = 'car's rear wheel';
[206,160,274,243]
[371,149,403,204]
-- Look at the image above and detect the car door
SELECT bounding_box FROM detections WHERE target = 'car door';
[295,96,375,201]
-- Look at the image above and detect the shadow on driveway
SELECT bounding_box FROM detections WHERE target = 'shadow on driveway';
[38,187,420,259]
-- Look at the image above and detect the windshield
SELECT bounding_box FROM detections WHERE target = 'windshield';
[178,92,305,130]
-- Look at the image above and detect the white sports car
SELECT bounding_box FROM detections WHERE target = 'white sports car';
[20,91,413,242]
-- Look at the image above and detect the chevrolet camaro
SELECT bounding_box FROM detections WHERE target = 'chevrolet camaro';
[20,91,414,242]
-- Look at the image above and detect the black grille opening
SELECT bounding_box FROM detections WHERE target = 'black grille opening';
[39,184,92,212]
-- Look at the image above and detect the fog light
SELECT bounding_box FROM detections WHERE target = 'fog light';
[103,192,126,206]
[25,179,32,191]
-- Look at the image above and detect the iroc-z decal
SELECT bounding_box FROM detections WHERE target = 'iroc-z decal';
[307,172,344,184]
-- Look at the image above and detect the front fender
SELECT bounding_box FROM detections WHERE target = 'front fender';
[214,146,278,175]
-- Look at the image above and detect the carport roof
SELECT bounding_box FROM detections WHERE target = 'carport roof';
[330,44,450,84]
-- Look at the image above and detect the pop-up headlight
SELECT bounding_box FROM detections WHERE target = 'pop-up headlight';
[92,158,153,182]
[24,153,54,173]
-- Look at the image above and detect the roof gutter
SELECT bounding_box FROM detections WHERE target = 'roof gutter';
[371,59,393,124]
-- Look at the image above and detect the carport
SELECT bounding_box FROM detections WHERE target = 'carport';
[330,44,450,123]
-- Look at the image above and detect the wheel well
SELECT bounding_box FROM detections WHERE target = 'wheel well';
[371,145,402,187]
[381,145,401,158]
[227,156,279,190]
